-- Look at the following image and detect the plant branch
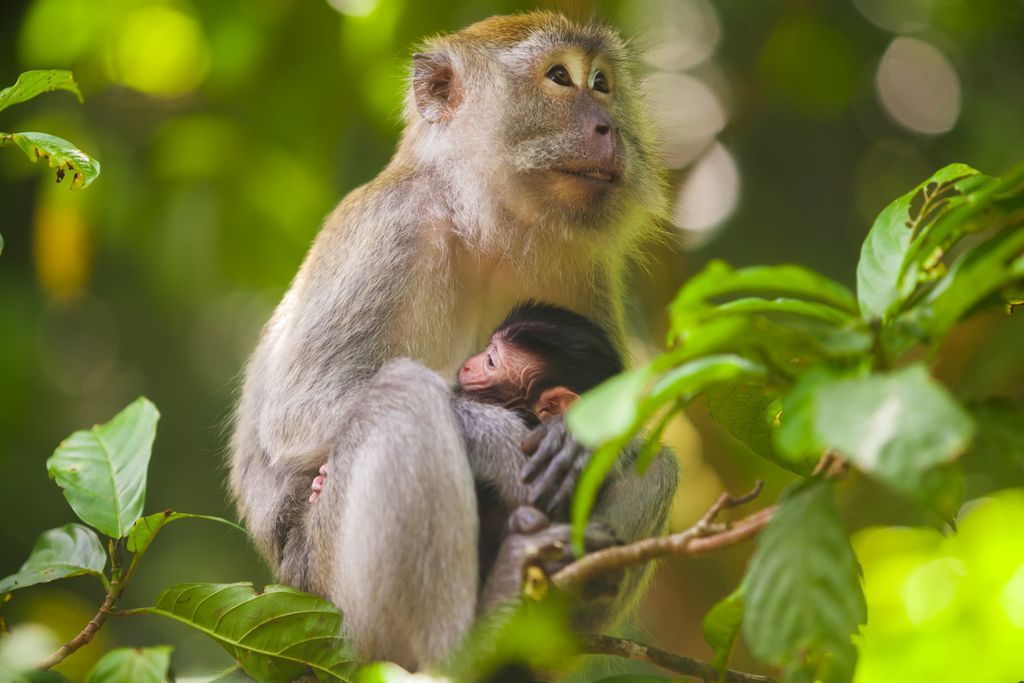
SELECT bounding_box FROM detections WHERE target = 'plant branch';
[37,578,124,670]
[581,634,775,683]
[553,482,774,589]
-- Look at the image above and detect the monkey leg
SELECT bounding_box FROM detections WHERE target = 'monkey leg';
[305,358,480,671]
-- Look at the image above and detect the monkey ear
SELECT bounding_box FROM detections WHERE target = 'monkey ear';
[534,387,580,421]
[412,52,461,123]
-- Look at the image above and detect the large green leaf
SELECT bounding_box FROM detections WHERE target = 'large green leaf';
[47,397,160,539]
[705,383,808,473]
[744,480,865,683]
[671,260,858,327]
[702,584,745,682]
[0,70,82,112]
[85,646,172,683]
[0,131,100,189]
[856,163,999,321]
[567,365,654,449]
[127,510,248,556]
[0,524,106,593]
[139,583,355,682]
[813,365,974,502]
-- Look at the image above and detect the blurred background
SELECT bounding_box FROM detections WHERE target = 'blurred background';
[1,0,1023,680]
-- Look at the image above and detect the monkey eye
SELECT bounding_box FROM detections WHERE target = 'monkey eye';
[592,70,610,94]
[545,64,573,87]
[486,353,496,369]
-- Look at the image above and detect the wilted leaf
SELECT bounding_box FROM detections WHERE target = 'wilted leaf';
[127,510,247,557]
[85,646,172,683]
[140,583,355,682]
[744,480,865,683]
[47,397,159,539]
[702,584,745,681]
[814,365,974,502]
[0,524,106,593]
[1,132,100,189]
[0,70,82,112]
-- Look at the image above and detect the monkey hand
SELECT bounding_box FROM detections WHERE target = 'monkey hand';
[482,506,622,611]
[308,463,328,504]
[520,417,591,519]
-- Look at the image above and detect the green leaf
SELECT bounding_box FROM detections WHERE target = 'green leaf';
[85,646,172,683]
[813,365,974,503]
[773,368,845,471]
[744,480,865,683]
[571,438,628,555]
[138,583,355,682]
[702,584,745,682]
[567,365,654,448]
[853,163,1024,323]
[646,354,768,407]
[0,70,82,112]
[127,510,248,556]
[0,524,106,593]
[0,131,100,189]
[47,397,160,539]
[909,223,1024,338]
[671,260,858,326]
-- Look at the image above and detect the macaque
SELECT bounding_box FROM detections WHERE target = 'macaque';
[310,300,623,510]
[229,12,678,671]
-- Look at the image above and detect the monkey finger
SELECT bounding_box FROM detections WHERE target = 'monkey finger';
[311,476,325,492]
[319,464,328,476]
[521,424,549,455]
[520,427,564,483]
[508,505,550,534]
[527,449,574,509]
[308,491,319,504]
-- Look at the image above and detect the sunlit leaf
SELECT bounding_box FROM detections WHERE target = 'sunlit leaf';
[646,354,768,407]
[0,524,106,593]
[127,510,247,556]
[358,663,452,682]
[84,646,172,683]
[744,480,865,683]
[46,397,159,539]
[0,70,82,113]
[671,261,858,328]
[857,163,1000,321]
[567,365,654,448]
[814,365,974,503]
[0,131,100,189]
[908,223,1024,338]
[138,582,355,682]
[702,584,745,682]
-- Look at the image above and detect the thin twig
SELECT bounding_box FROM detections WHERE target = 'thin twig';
[581,634,775,683]
[36,580,122,670]
[552,482,774,589]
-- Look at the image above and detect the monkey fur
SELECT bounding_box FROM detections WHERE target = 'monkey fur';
[230,12,678,671]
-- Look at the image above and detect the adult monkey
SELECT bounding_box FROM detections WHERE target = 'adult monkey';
[230,12,677,671]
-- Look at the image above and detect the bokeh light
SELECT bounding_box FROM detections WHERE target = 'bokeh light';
[671,142,740,245]
[853,0,933,34]
[629,0,721,72]
[876,37,961,135]
[103,4,210,97]
[644,71,727,170]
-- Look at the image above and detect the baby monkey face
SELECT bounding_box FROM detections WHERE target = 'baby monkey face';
[458,335,540,400]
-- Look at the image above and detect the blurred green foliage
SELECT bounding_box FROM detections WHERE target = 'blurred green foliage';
[1,0,1023,681]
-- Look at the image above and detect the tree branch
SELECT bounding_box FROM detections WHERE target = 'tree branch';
[36,579,122,670]
[581,634,775,683]
[552,481,775,589]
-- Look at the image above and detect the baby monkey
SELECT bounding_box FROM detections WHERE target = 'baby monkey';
[309,300,623,504]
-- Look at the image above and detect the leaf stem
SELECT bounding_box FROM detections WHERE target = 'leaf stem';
[36,577,125,670]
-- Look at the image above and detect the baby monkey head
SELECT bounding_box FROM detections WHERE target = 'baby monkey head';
[457,300,623,425]
[403,12,666,233]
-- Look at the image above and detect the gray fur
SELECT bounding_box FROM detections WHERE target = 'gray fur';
[229,12,677,671]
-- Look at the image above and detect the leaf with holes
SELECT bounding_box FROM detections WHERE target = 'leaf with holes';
[744,480,865,683]
[47,397,159,539]
[138,583,355,682]
[0,70,82,112]
[85,646,172,683]
[1,131,100,189]
[0,524,106,594]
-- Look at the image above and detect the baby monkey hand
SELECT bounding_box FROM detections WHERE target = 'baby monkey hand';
[308,464,329,503]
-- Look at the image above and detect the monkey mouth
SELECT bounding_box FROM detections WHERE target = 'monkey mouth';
[553,166,617,183]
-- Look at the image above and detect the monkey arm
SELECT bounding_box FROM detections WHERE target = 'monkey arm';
[450,395,533,508]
